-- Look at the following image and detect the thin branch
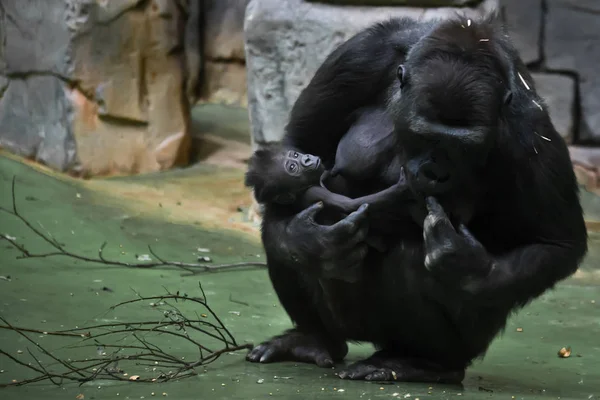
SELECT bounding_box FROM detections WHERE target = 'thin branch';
[0,175,266,274]
[0,288,253,387]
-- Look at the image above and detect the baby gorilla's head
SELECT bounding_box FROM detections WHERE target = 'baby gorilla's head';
[245,143,324,205]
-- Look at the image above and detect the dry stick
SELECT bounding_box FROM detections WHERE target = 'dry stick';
[0,175,267,274]
[0,289,254,388]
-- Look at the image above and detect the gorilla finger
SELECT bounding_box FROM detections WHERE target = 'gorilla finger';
[315,354,335,368]
[259,346,280,363]
[335,203,370,230]
[458,223,482,247]
[342,224,369,248]
[337,364,378,380]
[365,369,396,381]
[295,201,325,222]
[329,209,369,241]
[423,212,455,240]
[246,344,268,362]
[425,196,446,216]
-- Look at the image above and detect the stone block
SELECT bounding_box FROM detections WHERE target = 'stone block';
[0,75,77,171]
[500,0,542,65]
[244,0,498,144]
[531,73,576,142]
[204,0,250,61]
[3,0,72,76]
[200,61,248,107]
[0,0,190,176]
[545,0,600,143]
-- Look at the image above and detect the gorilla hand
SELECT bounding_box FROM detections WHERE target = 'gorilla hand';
[286,202,370,282]
[423,197,494,291]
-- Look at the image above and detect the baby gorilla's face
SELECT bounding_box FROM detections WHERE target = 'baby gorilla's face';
[283,150,324,181]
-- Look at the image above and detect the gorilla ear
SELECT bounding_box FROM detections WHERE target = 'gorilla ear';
[397,64,406,87]
[274,192,296,205]
[503,90,513,106]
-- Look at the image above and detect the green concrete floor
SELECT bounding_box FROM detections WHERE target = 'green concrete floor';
[1,104,600,398]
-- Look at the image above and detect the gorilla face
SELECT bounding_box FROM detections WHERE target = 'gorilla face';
[387,25,509,199]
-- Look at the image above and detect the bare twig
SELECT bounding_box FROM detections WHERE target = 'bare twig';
[0,286,253,387]
[0,175,266,274]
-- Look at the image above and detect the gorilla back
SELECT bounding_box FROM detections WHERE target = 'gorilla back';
[246,14,588,384]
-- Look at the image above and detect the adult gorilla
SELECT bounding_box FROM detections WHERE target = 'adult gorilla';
[246,13,588,383]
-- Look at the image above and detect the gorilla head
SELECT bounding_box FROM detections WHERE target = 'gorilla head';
[388,16,516,206]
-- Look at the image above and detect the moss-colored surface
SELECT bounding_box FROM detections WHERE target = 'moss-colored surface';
[1,152,600,400]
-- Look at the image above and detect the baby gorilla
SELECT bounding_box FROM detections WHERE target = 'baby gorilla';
[245,143,411,252]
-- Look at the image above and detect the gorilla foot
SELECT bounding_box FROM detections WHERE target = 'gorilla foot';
[336,353,465,384]
[246,329,347,368]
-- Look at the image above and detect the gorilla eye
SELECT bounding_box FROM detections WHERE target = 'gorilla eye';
[293,152,299,158]
[289,164,296,171]
[397,64,406,85]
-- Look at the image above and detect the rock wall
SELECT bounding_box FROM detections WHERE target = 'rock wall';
[199,0,250,107]
[0,0,191,177]
[502,0,600,144]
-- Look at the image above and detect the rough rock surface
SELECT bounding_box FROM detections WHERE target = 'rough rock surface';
[0,0,190,176]
[204,0,250,62]
[200,0,249,106]
[500,0,542,65]
[532,73,576,142]
[545,0,600,143]
[244,0,498,144]
[201,61,248,107]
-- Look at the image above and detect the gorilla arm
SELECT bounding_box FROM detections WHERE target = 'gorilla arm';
[423,163,587,310]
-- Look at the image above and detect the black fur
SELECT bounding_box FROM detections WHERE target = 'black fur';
[246,14,588,384]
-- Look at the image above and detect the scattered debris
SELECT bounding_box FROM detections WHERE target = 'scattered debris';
[137,254,152,262]
[257,379,265,384]
[479,38,490,42]
[197,256,211,262]
[558,347,572,358]
[516,327,523,332]
[0,276,11,282]
[197,248,211,253]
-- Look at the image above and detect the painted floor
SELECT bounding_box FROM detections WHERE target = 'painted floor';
[0,105,599,399]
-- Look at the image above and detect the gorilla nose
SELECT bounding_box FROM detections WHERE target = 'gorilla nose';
[301,154,320,168]
[408,161,452,194]
[419,162,450,183]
